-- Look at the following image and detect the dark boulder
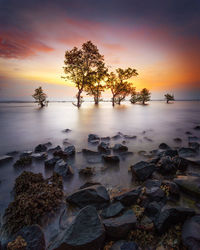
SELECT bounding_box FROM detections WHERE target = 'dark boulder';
[110,240,138,250]
[144,179,161,189]
[174,176,200,197]
[31,152,47,160]
[145,187,166,203]
[79,167,95,176]
[102,155,120,163]
[131,161,156,181]
[15,224,45,250]
[101,136,111,141]
[178,147,198,157]
[173,156,189,171]
[194,125,200,130]
[103,210,137,239]
[182,215,200,250]
[34,144,47,153]
[14,156,32,167]
[159,143,170,150]
[49,206,105,250]
[64,145,75,156]
[113,188,141,206]
[62,128,72,133]
[98,142,111,154]
[154,206,195,234]
[48,145,61,153]
[88,134,100,142]
[161,180,180,200]
[44,157,59,168]
[113,144,128,152]
[157,156,176,175]
[101,202,124,218]
[160,149,178,158]
[53,149,68,158]
[124,135,137,139]
[66,185,110,209]
[54,159,73,176]
[189,142,200,151]
[145,201,162,218]
[174,138,182,143]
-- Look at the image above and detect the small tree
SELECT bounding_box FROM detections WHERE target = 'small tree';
[63,41,105,108]
[32,87,47,107]
[106,67,138,106]
[137,88,151,104]
[130,88,138,104]
[165,93,175,103]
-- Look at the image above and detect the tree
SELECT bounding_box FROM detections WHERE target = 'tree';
[63,41,105,108]
[106,67,138,106]
[137,88,151,104]
[130,88,139,104]
[32,87,47,107]
[84,63,108,104]
[165,93,175,103]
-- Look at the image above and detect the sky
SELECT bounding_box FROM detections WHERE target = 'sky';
[0,0,200,101]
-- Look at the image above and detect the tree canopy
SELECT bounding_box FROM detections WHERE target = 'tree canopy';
[32,87,47,107]
[165,93,175,103]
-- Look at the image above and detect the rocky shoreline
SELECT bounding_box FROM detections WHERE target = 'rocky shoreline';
[0,127,200,249]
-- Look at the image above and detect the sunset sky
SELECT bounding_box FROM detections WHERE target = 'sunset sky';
[0,0,200,101]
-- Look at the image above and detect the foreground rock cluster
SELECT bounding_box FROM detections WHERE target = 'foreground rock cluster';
[0,129,200,249]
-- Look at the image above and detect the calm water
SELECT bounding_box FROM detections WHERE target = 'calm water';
[0,101,200,216]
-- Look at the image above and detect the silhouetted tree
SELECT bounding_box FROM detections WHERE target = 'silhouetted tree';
[165,93,175,103]
[106,68,138,106]
[32,87,47,107]
[130,87,139,104]
[137,88,151,104]
[63,41,105,108]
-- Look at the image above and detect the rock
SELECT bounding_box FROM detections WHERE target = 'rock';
[131,161,156,181]
[103,210,137,239]
[88,134,100,142]
[154,206,195,234]
[113,188,141,206]
[145,186,166,202]
[188,136,199,142]
[20,151,32,157]
[160,149,178,158]
[31,152,47,160]
[79,167,95,176]
[189,142,200,151]
[145,201,162,218]
[173,156,189,171]
[186,131,192,135]
[182,215,200,250]
[161,180,180,200]
[149,156,160,164]
[79,182,101,189]
[82,149,100,156]
[159,143,170,150]
[66,185,110,209]
[48,145,61,153]
[144,137,153,142]
[34,144,47,153]
[49,206,105,250]
[44,157,59,168]
[110,240,138,250]
[54,159,73,177]
[0,155,13,164]
[194,125,200,130]
[157,156,176,175]
[144,179,161,189]
[178,147,198,157]
[62,128,72,133]
[174,138,182,143]
[101,136,111,141]
[98,142,111,154]
[15,224,45,250]
[53,149,68,158]
[138,216,154,231]
[174,176,200,197]
[89,139,100,145]
[124,135,137,139]
[112,133,122,140]
[14,156,32,167]
[101,202,124,218]
[64,145,75,156]
[113,144,128,152]
[102,155,120,163]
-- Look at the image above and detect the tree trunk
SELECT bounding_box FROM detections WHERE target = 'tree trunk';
[40,101,45,107]
[77,90,82,108]
[142,100,145,105]
[167,100,169,104]
[112,96,115,107]
[94,96,99,105]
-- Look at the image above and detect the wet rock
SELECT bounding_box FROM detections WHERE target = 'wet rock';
[149,156,160,164]
[146,187,166,202]
[64,145,75,156]
[82,149,100,156]
[174,176,200,197]
[101,202,124,219]
[89,139,100,145]
[124,135,137,139]
[182,215,200,250]
[160,149,178,158]
[88,134,100,142]
[14,156,32,167]
[79,182,101,189]
[101,136,110,141]
[53,149,68,158]
[14,224,45,250]
[113,188,141,206]
[159,143,170,150]
[0,155,13,164]
[49,206,105,250]
[174,138,182,143]
[157,156,176,175]
[54,159,73,177]
[154,206,195,234]
[173,156,189,171]
[144,137,153,142]
[145,201,162,218]
[161,180,180,200]
[144,179,161,189]
[110,240,138,250]
[66,184,110,209]
[31,152,47,160]
[20,151,32,157]
[44,157,59,168]
[194,125,200,130]
[79,167,95,176]
[34,144,47,153]
[98,142,111,154]
[186,131,192,135]
[131,161,156,181]
[189,142,200,151]
[138,215,154,231]
[113,144,128,152]
[188,136,199,142]
[103,210,137,239]
[62,128,72,133]
[48,145,61,153]
[178,147,198,157]
[102,155,120,163]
